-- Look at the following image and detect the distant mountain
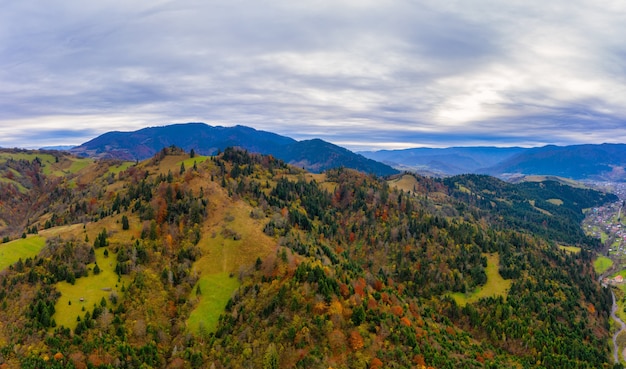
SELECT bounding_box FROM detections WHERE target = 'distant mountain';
[39,145,76,151]
[71,123,398,176]
[482,143,626,181]
[71,123,295,160]
[361,144,626,181]
[360,147,526,176]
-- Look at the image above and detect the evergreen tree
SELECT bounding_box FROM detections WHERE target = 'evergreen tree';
[122,215,129,230]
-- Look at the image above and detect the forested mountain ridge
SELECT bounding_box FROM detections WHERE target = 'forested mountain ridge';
[70,123,398,176]
[0,147,617,368]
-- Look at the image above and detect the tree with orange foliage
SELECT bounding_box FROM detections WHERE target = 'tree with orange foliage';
[349,330,364,351]
[391,305,404,317]
[369,357,383,369]
[353,278,366,297]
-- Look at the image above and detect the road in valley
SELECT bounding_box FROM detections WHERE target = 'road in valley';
[612,291,626,363]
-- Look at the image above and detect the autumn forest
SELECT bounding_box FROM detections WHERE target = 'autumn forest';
[0,146,620,368]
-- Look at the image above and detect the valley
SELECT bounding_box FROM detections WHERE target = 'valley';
[584,182,626,364]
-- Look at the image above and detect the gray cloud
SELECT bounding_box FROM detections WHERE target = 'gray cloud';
[1,0,625,150]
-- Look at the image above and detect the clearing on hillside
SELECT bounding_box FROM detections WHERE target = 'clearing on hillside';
[450,253,512,307]
[559,245,581,254]
[53,247,129,329]
[388,174,418,193]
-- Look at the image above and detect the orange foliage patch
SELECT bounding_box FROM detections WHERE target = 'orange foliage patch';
[415,326,426,339]
[381,292,392,305]
[349,331,364,351]
[354,278,366,297]
[413,354,426,367]
[328,300,343,316]
[339,283,350,298]
[400,317,412,327]
[329,329,347,354]
[314,301,328,315]
[367,297,378,310]
[587,303,596,314]
[369,357,383,369]
[396,284,405,295]
[476,352,485,363]
[391,305,403,317]
[373,280,383,291]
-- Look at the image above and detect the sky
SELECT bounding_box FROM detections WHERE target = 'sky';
[1,0,626,151]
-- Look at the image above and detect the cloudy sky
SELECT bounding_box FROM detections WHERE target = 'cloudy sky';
[1,0,626,150]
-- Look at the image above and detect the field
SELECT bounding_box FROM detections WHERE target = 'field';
[187,272,240,335]
[186,191,276,334]
[179,155,211,169]
[594,256,614,275]
[519,175,587,188]
[107,161,135,175]
[559,245,581,254]
[547,198,564,206]
[388,174,418,193]
[450,253,512,307]
[53,247,129,329]
[0,236,47,271]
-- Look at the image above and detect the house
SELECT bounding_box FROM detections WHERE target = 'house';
[615,275,624,283]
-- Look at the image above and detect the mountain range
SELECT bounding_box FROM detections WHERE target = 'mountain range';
[360,143,626,181]
[69,122,626,181]
[70,123,399,177]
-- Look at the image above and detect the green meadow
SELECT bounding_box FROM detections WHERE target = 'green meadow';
[179,156,211,170]
[53,247,129,329]
[187,271,240,335]
[450,253,512,307]
[594,255,613,275]
[107,161,135,175]
[0,236,47,271]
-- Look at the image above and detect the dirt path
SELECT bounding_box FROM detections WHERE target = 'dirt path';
[612,291,626,363]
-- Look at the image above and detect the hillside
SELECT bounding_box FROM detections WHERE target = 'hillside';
[70,123,398,177]
[0,147,617,368]
[443,174,618,246]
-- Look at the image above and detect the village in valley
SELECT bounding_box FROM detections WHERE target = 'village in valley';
[582,182,626,284]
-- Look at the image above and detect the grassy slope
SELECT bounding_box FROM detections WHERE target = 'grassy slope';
[450,253,512,307]
[0,236,46,271]
[187,187,276,334]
